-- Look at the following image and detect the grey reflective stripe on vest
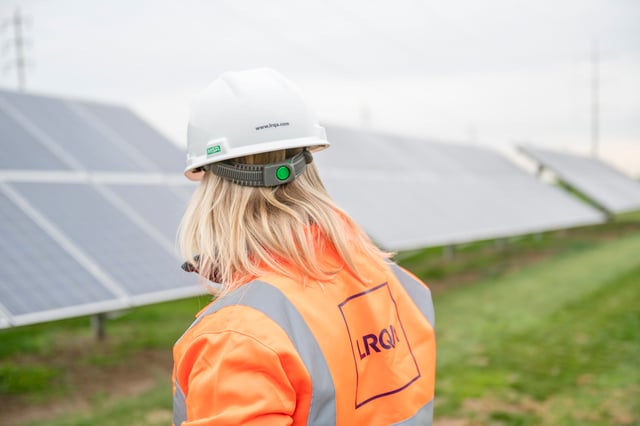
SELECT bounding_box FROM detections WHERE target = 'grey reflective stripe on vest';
[388,263,435,328]
[388,263,435,426]
[174,263,433,425]
[391,399,434,426]
[174,280,336,426]
[173,381,187,426]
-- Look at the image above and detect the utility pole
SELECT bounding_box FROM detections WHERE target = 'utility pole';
[590,39,599,158]
[2,8,30,91]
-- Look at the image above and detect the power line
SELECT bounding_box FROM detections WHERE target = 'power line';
[590,38,599,158]
[2,8,31,91]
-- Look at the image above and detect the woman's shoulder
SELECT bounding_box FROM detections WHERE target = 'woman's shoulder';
[175,300,299,359]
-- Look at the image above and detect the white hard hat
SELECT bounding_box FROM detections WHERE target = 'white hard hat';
[184,68,330,181]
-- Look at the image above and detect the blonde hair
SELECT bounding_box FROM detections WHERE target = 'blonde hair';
[178,148,390,295]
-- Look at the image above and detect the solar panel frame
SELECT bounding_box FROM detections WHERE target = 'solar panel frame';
[518,145,640,214]
[8,299,131,328]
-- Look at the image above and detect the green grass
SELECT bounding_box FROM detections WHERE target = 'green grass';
[0,364,58,394]
[1,221,639,425]
[0,295,212,407]
[433,231,640,424]
[396,219,638,287]
[22,379,173,426]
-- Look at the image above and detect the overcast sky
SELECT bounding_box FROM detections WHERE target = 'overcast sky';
[1,0,639,175]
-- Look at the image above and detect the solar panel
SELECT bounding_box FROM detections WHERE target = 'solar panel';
[0,90,152,172]
[0,100,72,171]
[105,184,190,243]
[0,87,608,328]
[316,126,605,250]
[11,182,193,298]
[0,89,206,328]
[0,185,127,327]
[77,101,185,173]
[518,145,640,214]
[0,92,142,171]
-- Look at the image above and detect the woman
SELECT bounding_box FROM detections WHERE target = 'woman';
[173,68,436,425]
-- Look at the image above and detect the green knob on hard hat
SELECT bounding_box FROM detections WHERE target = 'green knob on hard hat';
[276,166,291,181]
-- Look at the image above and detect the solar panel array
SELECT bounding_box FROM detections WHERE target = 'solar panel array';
[0,90,203,328]
[315,126,605,250]
[518,145,640,214]
[0,89,610,328]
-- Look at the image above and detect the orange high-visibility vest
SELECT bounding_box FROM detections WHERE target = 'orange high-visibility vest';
[173,252,436,425]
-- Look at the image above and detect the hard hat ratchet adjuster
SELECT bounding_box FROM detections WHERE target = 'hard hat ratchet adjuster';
[203,149,312,187]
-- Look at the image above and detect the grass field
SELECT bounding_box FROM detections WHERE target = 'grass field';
[1,219,639,425]
[433,230,640,425]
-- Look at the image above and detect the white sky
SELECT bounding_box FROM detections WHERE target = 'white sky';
[1,0,639,176]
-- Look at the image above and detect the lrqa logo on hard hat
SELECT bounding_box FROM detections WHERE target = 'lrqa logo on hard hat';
[338,283,420,407]
[207,145,222,156]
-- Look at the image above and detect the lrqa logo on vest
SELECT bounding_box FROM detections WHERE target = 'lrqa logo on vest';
[357,324,401,359]
[338,282,421,408]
